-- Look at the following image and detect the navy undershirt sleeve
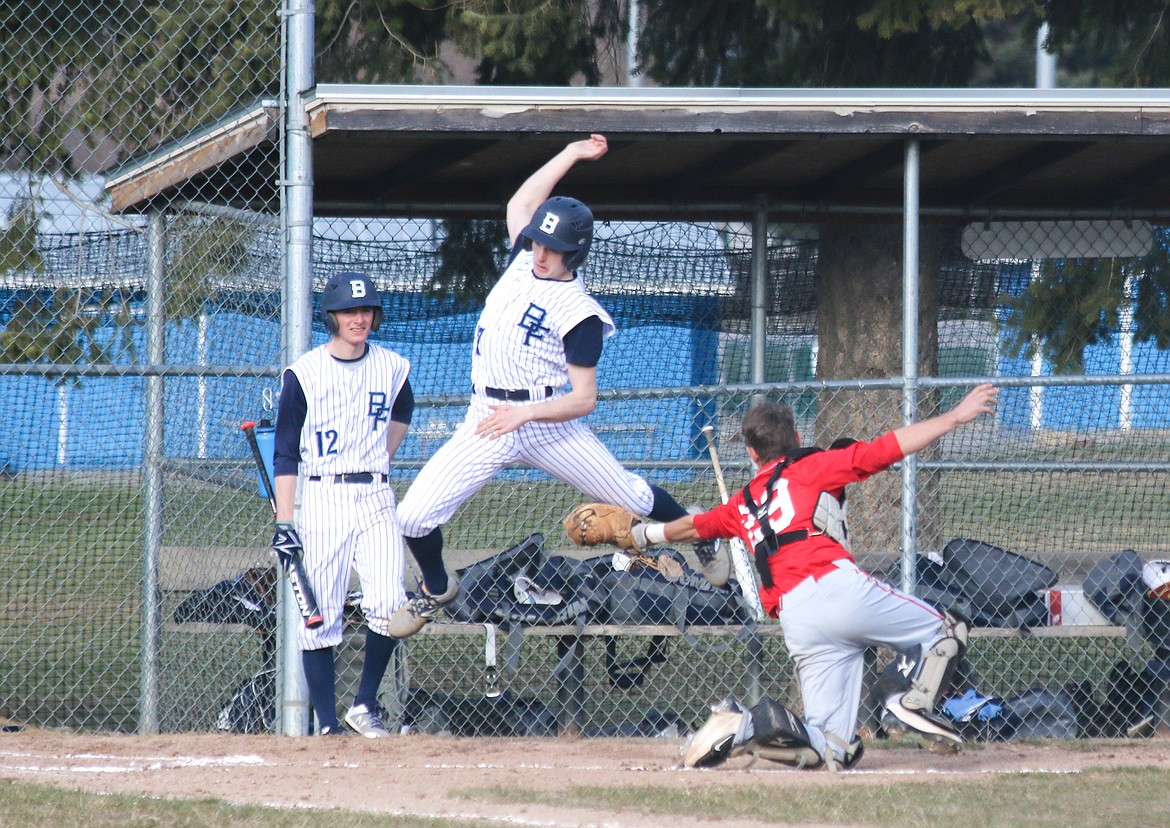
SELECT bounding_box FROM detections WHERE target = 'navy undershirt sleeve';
[273,369,306,477]
[563,316,603,367]
[391,378,414,425]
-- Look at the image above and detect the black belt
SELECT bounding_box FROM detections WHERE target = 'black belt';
[481,385,554,402]
[308,472,388,484]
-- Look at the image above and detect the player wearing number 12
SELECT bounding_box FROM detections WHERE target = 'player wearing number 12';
[273,272,414,737]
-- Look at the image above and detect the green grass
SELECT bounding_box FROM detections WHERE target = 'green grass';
[462,766,1170,828]
[0,780,485,828]
[2,765,1167,828]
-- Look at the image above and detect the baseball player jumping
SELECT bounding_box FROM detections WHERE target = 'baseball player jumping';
[272,272,414,737]
[389,134,727,639]
[574,383,999,769]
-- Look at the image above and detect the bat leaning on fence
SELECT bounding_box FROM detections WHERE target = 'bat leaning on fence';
[241,421,324,629]
[701,425,765,619]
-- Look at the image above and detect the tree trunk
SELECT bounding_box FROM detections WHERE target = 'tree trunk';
[814,222,945,567]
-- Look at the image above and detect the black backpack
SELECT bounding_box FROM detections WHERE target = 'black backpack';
[1083,550,1145,626]
[173,567,276,631]
[446,533,548,624]
[216,668,275,734]
[920,539,1057,628]
[603,549,752,629]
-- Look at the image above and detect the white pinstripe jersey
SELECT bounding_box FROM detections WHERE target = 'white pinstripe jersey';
[286,343,411,477]
[470,249,615,390]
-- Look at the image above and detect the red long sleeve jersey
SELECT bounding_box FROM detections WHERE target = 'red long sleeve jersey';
[692,432,904,616]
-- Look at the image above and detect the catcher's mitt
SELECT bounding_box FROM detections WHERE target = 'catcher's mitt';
[563,503,642,551]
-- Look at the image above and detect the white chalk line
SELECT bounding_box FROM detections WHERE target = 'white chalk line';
[0,750,266,775]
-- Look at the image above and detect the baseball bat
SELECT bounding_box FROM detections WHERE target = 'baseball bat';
[700,425,765,619]
[241,420,324,629]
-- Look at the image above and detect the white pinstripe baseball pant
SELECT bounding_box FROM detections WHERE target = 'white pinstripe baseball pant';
[297,478,408,647]
[398,396,655,538]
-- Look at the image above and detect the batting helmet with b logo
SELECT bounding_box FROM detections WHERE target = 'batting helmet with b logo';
[321,271,383,335]
[520,196,593,272]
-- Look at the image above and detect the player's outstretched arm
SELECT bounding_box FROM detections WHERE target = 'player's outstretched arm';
[506,134,608,244]
[892,383,998,458]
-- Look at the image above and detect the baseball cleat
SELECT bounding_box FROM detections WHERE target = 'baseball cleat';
[387,575,460,639]
[687,504,731,587]
[883,693,963,746]
[681,698,745,768]
[694,538,730,587]
[344,703,392,738]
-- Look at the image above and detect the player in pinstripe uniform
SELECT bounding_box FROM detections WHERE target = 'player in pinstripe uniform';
[272,272,414,736]
[389,134,727,638]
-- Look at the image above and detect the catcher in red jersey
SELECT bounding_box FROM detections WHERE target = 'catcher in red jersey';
[615,383,999,770]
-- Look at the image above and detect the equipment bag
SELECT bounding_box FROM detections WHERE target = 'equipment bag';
[604,550,752,628]
[1083,549,1145,626]
[939,538,1057,628]
[999,686,1079,740]
[914,555,977,623]
[447,532,548,623]
[506,553,612,626]
[401,687,557,737]
[173,567,276,631]
[216,667,275,734]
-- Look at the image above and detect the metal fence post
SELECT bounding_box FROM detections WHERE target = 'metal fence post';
[750,200,769,403]
[901,139,921,593]
[278,0,316,738]
[139,208,166,734]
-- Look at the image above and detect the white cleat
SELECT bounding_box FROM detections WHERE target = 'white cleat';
[386,576,460,639]
[344,703,391,738]
[884,693,962,747]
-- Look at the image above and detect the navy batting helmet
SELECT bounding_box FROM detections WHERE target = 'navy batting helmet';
[520,196,593,272]
[321,271,382,334]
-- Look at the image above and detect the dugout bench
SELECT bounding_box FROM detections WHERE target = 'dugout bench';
[160,544,1143,737]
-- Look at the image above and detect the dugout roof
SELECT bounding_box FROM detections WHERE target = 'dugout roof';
[103,85,1170,222]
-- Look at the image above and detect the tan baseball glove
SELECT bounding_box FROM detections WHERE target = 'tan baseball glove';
[627,553,685,581]
[563,503,643,551]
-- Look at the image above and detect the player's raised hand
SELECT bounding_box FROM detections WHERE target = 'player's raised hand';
[570,134,607,162]
[950,383,999,425]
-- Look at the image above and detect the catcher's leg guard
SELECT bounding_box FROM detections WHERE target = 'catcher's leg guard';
[681,698,751,768]
[881,611,968,745]
[743,696,825,770]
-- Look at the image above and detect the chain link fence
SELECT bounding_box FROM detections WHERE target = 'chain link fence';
[2,2,1170,744]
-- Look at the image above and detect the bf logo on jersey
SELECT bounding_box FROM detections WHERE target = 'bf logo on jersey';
[349,279,367,299]
[368,391,390,429]
[518,303,550,345]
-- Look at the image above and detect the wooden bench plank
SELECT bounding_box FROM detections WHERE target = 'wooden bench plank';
[415,622,1127,639]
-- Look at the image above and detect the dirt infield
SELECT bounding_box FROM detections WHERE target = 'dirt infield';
[1,728,1169,827]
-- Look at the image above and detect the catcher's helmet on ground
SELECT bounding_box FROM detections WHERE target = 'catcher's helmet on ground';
[520,196,593,272]
[321,271,382,334]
